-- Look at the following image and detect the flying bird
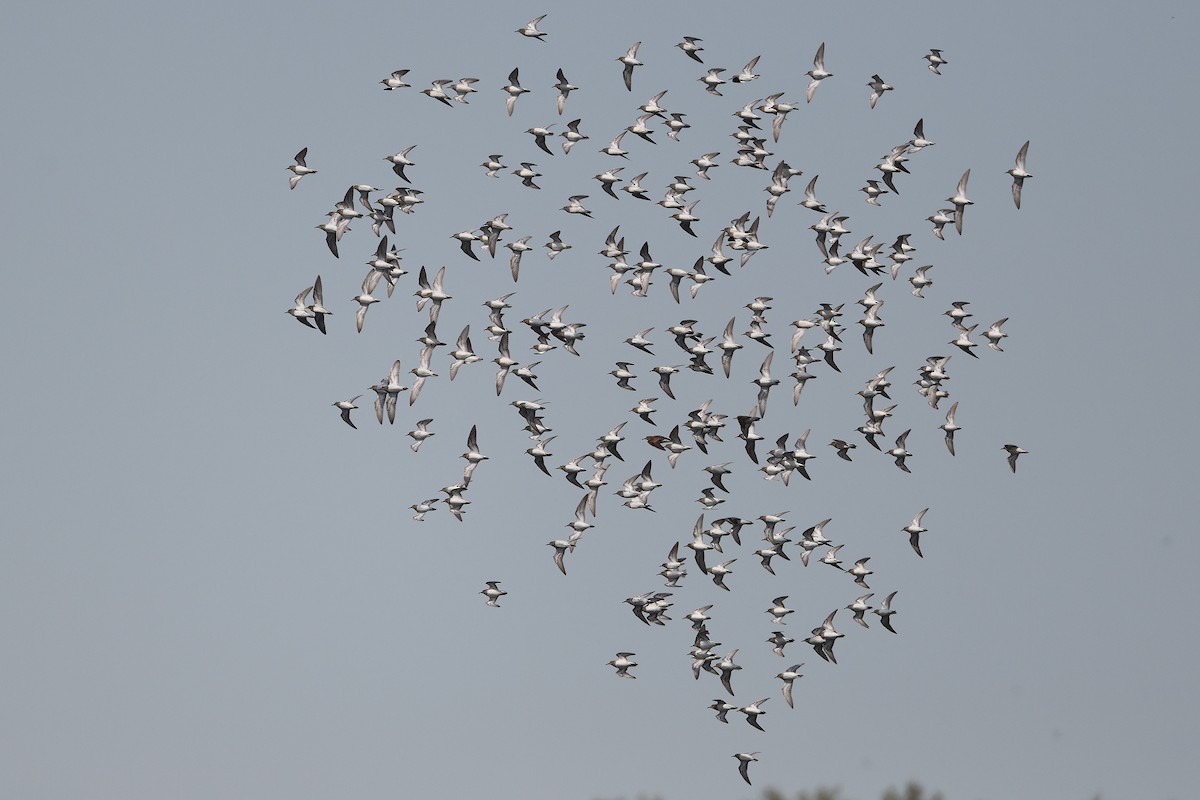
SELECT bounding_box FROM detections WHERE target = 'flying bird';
[516,14,547,40]
[287,147,316,189]
[617,42,642,91]
[1007,141,1032,209]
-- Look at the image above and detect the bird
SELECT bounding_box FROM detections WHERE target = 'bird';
[516,14,547,40]
[947,169,973,235]
[617,42,642,91]
[481,581,507,607]
[352,272,381,333]
[1007,141,1032,209]
[421,79,456,106]
[829,438,857,462]
[984,318,1010,351]
[731,55,761,83]
[561,118,588,153]
[849,558,873,588]
[332,396,360,429]
[888,430,913,473]
[481,154,506,178]
[699,68,727,96]
[1004,444,1029,473]
[903,508,929,557]
[733,753,759,785]
[777,664,803,708]
[527,124,556,156]
[805,43,831,102]
[502,68,529,116]
[379,70,410,91]
[739,697,769,731]
[847,594,874,628]
[407,419,435,452]
[548,531,582,574]
[384,145,417,182]
[940,402,962,455]
[867,74,893,108]
[873,591,899,632]
[677,36,704,63]
[767,596,794,625]
[924,48,948,75]
[710,698,737,723]
[553,69,577,115]
[287,147,317,189]
[608,652,637,678]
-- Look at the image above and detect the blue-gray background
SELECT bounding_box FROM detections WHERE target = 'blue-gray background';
[2,2,1196,798]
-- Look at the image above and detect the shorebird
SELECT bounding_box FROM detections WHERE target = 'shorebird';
[332,396,360,429]
[873,591,899,632]
[699,68,727,96]
[777,664,803,708]
[608,652,637,678]
[502,68,529,116]
[739,697,769,731]
[287,147,317,189]
[480,581,507,607]
[617,42,642,91]
[379,70,410,90]
[805,42,831,102]
[516,14,547,40]
[939,402,961,455]
[924,48,948,75]
[903,508,929,557]
[867,74,893,108]
[1007,141,1032,208]
[947,169,973,234]
[1003,444,1028,473]
[734,753,759,785]
[677,36,704,63]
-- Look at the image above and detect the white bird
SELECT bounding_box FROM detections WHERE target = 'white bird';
[501,68,529,116]
[516,14,547,40]
[985,318,1010,351]
[731,55,761,83]
[939,401,962,455]
[734,753,759,785]
[888,430,913,473]
[352,272,381,333]
[379,70,410,91]
[609,652,638,678]
[421,79,456,107]
[561,118,588,153]
[739,697,769,731]
[677,36,704,63]
[504,236,532,282]
[924,48,948,75]
[481,154,506,178]
[617,42,643,91]
[903,508,929,557]
[407,418,434,452]
[776,664,803,708]
[866,74,893,108]
[873,591,899,633]
[946,169,973,235]
[699,68,727,96]
[847,594,874,627]
[909,265,934,297]
[481,581,507,607]
[1003,444,1029,473]
[287,147,317,189]
[805,43,831,102]
[332,396,360,429]
[1007,141,1032,209]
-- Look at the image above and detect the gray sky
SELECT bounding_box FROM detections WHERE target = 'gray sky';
[2,2,1197,799]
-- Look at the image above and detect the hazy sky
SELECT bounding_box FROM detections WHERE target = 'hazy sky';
[2,2,1198,799]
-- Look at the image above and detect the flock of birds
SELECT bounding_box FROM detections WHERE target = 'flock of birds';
[285,16,1032,787]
